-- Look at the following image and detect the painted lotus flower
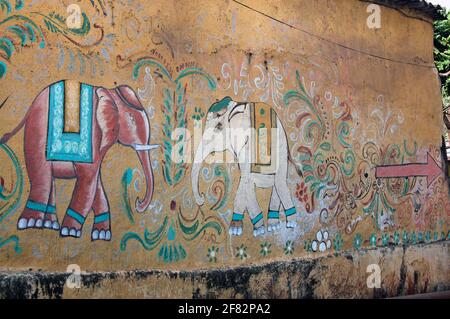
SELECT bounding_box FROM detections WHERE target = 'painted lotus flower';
[207,245,219,263]
[260,242,272,256]
[235,244,248,260]
[284,240,294,255]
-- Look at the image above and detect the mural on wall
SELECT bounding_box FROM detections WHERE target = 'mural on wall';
[0,0,448,268]
[0,80,158,241]
[191,97,301,237]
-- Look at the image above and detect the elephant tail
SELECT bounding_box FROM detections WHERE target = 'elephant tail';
[0,97,27,144]
[288,150,303,178]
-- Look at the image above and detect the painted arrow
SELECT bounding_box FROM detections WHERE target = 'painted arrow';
[375,153,442,187]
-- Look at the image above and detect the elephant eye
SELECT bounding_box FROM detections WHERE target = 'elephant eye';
[214,122,223,132]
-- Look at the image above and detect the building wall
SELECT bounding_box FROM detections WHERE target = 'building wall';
[0,0,448,297]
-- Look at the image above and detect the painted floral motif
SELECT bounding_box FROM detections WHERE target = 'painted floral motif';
[333,232,344,252]
[311,229,332,252]
[133,59,216,187]
[303,240,312,252]
[393,231,400,245]
[425,231,431,242]
[434,231,439,241]
[369,233,377,247]
[410,232,417,245]
[354,233,363,250]
[295,182,309,203]
[381,233,390,246]
[417,232,423,243]
[260,242,272,257]
[235,244,248,260]
[402,230,409,245]
[207,246,219,263]
[191,106,205,121]
[284,240,294,255]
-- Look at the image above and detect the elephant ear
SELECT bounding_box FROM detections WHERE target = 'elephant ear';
[116,85,144,111]
[96,88,119,154]
[227,102,248,123]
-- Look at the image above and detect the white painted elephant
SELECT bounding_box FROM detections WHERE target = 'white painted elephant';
[191,97,302,237]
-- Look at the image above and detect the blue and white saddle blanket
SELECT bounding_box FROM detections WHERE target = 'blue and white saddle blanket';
[46,80,94,163]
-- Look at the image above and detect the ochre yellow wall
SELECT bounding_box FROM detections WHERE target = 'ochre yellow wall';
[0,0,448,282]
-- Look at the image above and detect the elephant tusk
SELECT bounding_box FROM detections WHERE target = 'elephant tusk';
[133,144,160,151]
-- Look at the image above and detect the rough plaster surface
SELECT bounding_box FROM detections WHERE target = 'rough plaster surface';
[0,0,448,298]
[0,241,448,299]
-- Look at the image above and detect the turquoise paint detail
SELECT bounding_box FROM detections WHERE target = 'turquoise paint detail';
[7,25,27,45]
[121,168,135,225]
[67,208,85,225]
[0,60,6,78]
[24,23,36,42]
[46,204,56,214]
[46,81,93,162]
[208,96,232,113]
[167,222,176,241]
[232,213,244,221]
[15,0,24,10]
[285,207,296,217]
[0,0,12,14]
[124,168,133,185]
[0,235,21,254]
[268,210,279,219]
[0,144,24,224]
[0,37,14,59]
[25,200,47,213]
[251,212,263,225]
[158,242,187,263]
[94,212,110,224]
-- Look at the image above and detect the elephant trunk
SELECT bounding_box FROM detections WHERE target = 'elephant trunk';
[135,150,154,213]
[191,142,212,206]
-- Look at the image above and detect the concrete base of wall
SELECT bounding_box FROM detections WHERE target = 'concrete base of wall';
[0,241,448,299]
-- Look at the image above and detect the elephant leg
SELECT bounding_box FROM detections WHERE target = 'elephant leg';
[91,174,111,241]
[17,160,52,230]
[245,178,265,237]
[229,179,247,237]
[60,164,100,238]
[17,87,51,230]
[267,187,282,232]
[43,178,60,230]
[275,178,297,229]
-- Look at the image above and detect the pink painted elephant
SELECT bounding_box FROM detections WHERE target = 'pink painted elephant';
[0,80,158,241]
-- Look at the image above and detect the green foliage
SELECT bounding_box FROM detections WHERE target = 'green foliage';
[41,11,91,36]
[120,216,168,251]
[0,144,24,254]
[0,0,22,14]
[133,59,217,187]
[0,13,46,78]
[434,9,450,107]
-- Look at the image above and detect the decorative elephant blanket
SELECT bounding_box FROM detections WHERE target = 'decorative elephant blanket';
[250,102,278,175]
[46,80,94,163]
